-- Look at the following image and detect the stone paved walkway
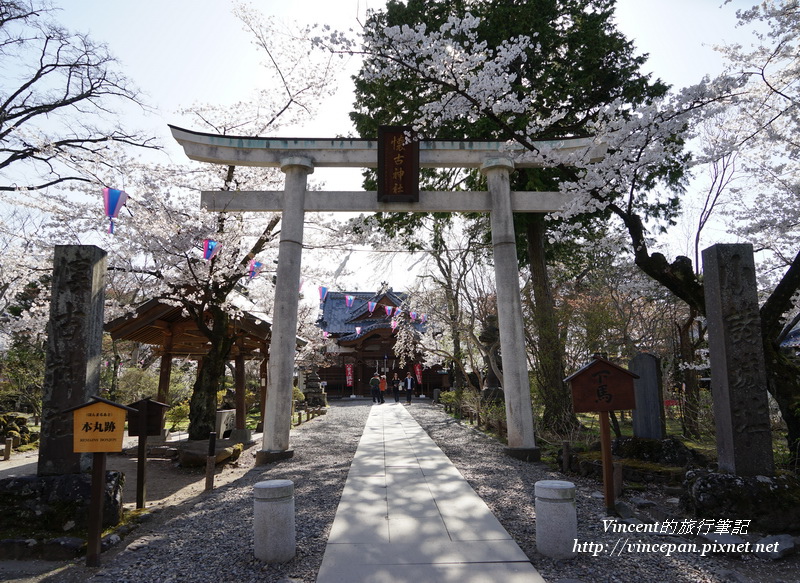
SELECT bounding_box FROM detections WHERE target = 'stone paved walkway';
[316,402,545,583]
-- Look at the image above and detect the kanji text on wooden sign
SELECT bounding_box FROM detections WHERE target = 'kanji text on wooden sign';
[566,357,637,413]
[73,401,126,452]
[377,125,419,203]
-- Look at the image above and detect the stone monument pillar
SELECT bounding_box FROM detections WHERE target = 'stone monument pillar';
[702,243,774,476]
[38,245,107,476]
[630,353,665,439]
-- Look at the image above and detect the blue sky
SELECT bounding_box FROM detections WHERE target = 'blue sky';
[54,0,755,148]
[48,0,757,284]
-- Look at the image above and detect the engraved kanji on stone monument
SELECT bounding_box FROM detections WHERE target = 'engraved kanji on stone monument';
[702,243,774,477]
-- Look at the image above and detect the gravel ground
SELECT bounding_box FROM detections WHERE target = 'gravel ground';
[32,399,800,583]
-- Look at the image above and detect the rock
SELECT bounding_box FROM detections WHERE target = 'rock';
[753,534,795,559]
[0,538,39,560]
[629,496,656,508]
[715,569,752,583]
[614,500,636,519]
[612,436,708,467]
[683,470,800,532]
[42,536,85,560]
[0,472,123,533]
[177,439,244,468]
[101,533,122,552]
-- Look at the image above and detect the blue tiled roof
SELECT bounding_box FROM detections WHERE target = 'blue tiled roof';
[317,289,425,339]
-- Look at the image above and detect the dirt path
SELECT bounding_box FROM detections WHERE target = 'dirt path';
[0,434,261,583]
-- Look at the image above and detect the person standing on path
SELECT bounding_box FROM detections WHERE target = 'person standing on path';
[369,373,381,403]
[403,372,416,404]
[391,373,401,402]
[379,375,387,404]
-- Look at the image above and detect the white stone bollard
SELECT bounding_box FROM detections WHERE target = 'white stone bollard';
[535,480,577,559]
[254,479,296,563]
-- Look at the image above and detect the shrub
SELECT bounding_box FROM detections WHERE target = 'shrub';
[165,402,190,431]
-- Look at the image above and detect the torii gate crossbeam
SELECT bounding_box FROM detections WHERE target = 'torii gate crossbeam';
[170,125,602,463]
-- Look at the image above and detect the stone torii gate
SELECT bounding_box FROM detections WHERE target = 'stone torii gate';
[170,125,602,463]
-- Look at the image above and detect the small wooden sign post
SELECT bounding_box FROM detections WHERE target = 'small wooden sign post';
[565,356,638,514]
[127,398,170,509]
[67,396,136,567]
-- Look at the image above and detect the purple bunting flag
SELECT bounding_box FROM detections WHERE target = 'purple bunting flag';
[102,187,128,234]
[203,239,221,260]
[248,259,264,280]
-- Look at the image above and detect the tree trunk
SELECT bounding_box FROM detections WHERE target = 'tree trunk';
[526,216,579,434]
[763,340,800,465]
[188,309,235,440]
[676,312,701,438]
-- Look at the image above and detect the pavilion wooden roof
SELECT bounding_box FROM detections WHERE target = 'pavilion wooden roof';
[105,298,277,359]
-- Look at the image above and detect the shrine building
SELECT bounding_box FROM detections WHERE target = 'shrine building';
[315,289,448,398]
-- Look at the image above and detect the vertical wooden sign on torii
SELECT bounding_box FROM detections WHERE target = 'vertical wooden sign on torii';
[378,126,419,203]
[169,124,604,464]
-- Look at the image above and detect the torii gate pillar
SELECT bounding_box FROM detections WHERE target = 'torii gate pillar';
[483,159,539,460]
[256,157,313,463]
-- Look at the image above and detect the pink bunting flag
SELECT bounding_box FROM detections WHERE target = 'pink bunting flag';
[102,187,128,234]
[203,239,221,260]
[385,305,393,317]
[421,314,427,323]
[355,326,362,335]
[391,320,398,331]
[410,311,418,320]
[368,301,377,313]
[248,259,264,280]
[345,295,355,307]
[322,331,329,338]
[319,286,328,301]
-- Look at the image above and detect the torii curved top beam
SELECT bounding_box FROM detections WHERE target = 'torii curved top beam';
[168,125,604,169]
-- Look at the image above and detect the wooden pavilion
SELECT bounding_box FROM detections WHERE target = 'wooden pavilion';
[105,298,277,434]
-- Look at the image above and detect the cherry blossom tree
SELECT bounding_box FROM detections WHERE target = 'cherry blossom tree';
[317,4,800,458]
[344,0,671,435]
[1,5,344,439]
[0,0,159,192]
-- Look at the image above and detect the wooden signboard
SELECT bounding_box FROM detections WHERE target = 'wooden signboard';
[64,396,136,567]
[565,357,638,514]
[377,125,419,203]
[127,397,169,437]
[567,357,637,413]
[73,400,127,453]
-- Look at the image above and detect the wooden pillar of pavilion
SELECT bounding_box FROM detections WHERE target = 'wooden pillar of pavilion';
[235,336,246,431]
[156,327,173,404]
